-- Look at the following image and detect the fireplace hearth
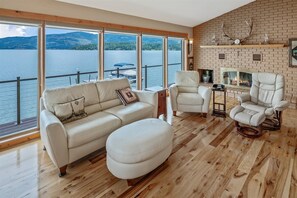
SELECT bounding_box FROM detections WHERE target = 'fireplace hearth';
[221,68,253,88]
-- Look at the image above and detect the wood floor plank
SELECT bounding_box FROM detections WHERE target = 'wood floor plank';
[217,138,263,197]
[290,150,297,198]
[0,96,296,197]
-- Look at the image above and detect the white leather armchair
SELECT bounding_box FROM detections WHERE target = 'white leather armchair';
[169,71,211,117]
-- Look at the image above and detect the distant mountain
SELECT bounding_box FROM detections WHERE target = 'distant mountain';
[0,32,182,50]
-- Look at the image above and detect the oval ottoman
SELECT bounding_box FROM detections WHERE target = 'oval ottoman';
[106,118,173,180]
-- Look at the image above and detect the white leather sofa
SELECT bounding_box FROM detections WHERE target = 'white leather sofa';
[40,78,158,176]
[169,71,212,116]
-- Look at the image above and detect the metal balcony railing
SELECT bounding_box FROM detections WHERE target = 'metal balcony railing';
[0,63,181,137]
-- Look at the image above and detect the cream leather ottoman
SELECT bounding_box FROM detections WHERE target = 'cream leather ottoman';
[106,118,173,180]
[230,105,266,138]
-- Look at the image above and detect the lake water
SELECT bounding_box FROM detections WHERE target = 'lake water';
[0,50,181,125]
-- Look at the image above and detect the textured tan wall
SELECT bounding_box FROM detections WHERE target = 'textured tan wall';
[193,0,297,108]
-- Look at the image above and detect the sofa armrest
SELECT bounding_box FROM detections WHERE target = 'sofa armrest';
[237,93,251,104]
[198,86,212,113]
[40,110,69,168]
[169,84,179,111]
[273,100,290,111]
[133,90,158,118]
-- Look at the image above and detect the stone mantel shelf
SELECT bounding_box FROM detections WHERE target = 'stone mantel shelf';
[200,44,285,49]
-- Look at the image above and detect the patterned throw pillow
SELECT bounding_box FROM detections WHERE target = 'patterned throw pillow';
[53,97,87,123]
[116,87,138,106]
[71,97,85,116]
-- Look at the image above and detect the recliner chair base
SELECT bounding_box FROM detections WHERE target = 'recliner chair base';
[235,121,263,138]
[262,111,282,131]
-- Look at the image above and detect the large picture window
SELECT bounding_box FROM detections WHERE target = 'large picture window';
[0,23,39,137]
[45,26,99,88]
[0,19,185,139]
[142,35,164,88]
[168,37,183,86]
[104,32,137,88]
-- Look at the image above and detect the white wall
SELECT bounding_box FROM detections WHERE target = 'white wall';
[0,0,193,37]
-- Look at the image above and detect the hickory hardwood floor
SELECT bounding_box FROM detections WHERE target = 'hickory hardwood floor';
[0,95,296,198]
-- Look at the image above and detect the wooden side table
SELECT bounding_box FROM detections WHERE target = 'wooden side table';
[145,86,167,117]
[212,87,227,117]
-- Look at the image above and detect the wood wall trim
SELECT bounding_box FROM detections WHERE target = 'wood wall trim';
[0,8,188,38]
[199,44,285,49]
[0,131,40,151]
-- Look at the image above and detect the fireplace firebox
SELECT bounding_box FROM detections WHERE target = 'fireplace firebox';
[221,68,253,88]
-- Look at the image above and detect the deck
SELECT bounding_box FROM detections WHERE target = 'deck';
[0,117,37,137]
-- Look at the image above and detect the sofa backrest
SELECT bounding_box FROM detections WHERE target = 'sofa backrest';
[95,78,130,110]
[250,72,284,107]
[43,82,101,115]
[176,71,199,93]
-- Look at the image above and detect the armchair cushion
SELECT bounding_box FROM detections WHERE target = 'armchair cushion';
[241,101,274,116]
[177,93,203,105]
[176,71,199,87]
[230,105,266,127]
[169,84,178,111]
[237,93,251,104]
[198,86,211,100]
[273,100,290,111]
[178,86,198,93]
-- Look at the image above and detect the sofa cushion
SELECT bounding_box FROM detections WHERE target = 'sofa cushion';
[103,102,154,125]
[177,93,203,105]
[96,78,130,102]
[65,111,121,148]
[43,82,100,115]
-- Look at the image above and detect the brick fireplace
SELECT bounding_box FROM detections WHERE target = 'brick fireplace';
[193,0,297,109]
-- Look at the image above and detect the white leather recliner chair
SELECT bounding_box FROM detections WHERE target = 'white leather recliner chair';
[169,71,212,117]
[230,72,289,137]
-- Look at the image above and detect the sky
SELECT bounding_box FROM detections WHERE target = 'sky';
[0,24,93,38]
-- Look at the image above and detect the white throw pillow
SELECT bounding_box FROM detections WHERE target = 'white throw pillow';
[53,97,87,123]
[53,102,73,122]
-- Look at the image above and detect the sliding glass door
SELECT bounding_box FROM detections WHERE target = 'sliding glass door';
[0,23,39,137]
[45,26,99,88]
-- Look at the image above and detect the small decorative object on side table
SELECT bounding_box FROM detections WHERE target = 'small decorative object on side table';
[145,86,167,117]
[212,85,227,117]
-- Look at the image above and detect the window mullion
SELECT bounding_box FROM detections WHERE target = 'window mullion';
[163,37,168,88]
[137,33,142,90]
